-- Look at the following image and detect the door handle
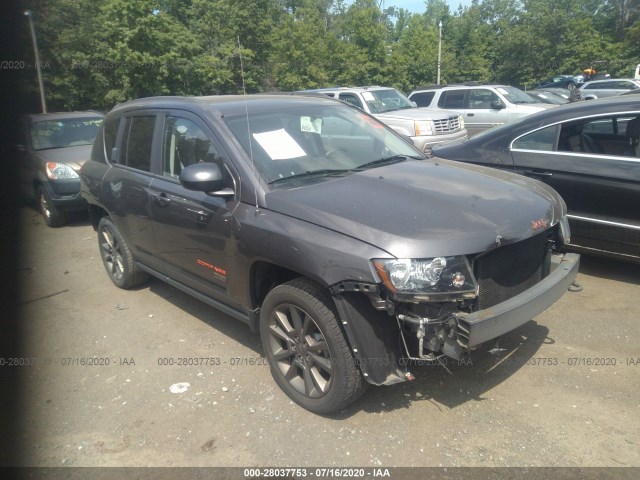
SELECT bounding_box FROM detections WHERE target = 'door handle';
[523,169,553,177]
[153,193,172,207]
[187,207,211,224]
[467,113,475,117]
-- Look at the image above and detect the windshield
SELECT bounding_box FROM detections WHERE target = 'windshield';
[223,104,422,186]
[362,89,415,114]
[31,118,102,150]
[499,86,539,105]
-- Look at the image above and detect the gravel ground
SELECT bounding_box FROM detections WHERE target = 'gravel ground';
[4,207,640,470]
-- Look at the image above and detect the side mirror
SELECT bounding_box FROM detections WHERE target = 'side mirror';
[179,162,232,196]
[491,99,505,110]
[411,101,417,107]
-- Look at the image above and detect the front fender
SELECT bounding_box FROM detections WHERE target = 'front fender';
[332,292,406,386]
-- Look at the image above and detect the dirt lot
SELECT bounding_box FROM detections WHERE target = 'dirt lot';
[5,207,640,469]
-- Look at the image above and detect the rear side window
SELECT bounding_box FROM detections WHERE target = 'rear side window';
[122,116,155,171]
[410,91,435,107]
[438,90,465,109]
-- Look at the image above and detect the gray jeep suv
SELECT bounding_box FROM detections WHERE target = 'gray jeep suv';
[80,94,579,414]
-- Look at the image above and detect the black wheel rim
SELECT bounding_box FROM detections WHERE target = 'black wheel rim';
[99,226,125,281]
[267,303,333,399]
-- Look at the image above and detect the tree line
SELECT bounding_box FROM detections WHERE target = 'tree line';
[17,0,640,112]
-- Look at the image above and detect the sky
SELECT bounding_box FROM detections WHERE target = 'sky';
[381,0,473,13]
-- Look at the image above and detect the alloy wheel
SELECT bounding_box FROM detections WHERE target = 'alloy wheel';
[267,303,333,398]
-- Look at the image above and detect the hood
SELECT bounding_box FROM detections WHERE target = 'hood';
[36,145,93,172]
[265,159,564,259]
[375,107,455,122]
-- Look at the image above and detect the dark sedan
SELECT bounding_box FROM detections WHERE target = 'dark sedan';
[432,96,640,263]
[537,75,582,90]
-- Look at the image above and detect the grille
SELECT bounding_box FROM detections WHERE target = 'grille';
[473,231,551,311]
[433,116,461,134]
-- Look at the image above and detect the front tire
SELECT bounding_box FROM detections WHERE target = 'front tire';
[260,278,366,414]
[38,186,65,228]
[97,217,148,289]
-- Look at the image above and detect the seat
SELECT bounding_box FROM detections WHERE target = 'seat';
[624,117,640,157]
[559,123,603,154]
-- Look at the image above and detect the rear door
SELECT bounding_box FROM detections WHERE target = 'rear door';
[101,112,161,269]
[510,117,640,260]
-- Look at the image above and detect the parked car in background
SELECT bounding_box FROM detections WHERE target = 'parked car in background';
[409,84,555,136]
[17,112,104,226]
[432,96,640,263]
[579,79,640,100]
[526,90,570,105]
[80,94,578,413]
[537,75,582,90]
[537,87,584,102]
[297,86,467,153]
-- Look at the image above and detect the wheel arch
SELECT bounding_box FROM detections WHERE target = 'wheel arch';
[88,203,109,231]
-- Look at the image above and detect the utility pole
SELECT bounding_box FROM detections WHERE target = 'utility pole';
[24,10,47,113]
[437,21,443,85]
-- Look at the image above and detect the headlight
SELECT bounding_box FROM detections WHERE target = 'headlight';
[46,162,79,180]
[414,121,433,136]
[372,256,477,300]
[459,115,465,129]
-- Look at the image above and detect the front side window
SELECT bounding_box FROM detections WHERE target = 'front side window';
[467,89,500,109]
[162,117,223,178]
[512,125,557,151]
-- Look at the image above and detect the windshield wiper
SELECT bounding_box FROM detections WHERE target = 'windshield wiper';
[355,154,422,171]
[268,169,353,185]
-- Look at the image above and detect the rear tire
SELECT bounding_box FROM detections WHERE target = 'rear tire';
[260,278,366,414]
[97,217,148,289]
[38,186,65,228]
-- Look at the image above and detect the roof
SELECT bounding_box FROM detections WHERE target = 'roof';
[411,83,508,92]
[106,94,344,118]
[25,111,104,122]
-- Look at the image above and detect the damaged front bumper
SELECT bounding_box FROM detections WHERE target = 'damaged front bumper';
[332,252,580,386]
[397,252,580,363]
[456,252,580,348]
